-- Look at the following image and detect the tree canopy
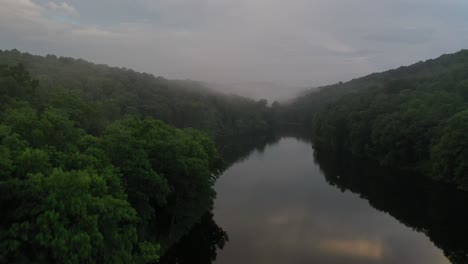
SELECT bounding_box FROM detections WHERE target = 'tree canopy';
[0,49,274,139]
[0,58,225,263]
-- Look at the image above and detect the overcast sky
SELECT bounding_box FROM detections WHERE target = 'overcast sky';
[1,0,468,99]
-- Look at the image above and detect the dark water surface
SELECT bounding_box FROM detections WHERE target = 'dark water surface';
[213,137,452,264]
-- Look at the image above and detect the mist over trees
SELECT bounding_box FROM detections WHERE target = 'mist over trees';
[0,49,275,139]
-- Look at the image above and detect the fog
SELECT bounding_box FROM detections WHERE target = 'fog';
[204,82,309,102]
[1,0,468,100]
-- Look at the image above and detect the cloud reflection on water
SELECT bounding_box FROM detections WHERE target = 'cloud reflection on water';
[214,138,450,264]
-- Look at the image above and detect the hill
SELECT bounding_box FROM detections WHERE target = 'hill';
[288,50,468,189]
[0,49,273,139]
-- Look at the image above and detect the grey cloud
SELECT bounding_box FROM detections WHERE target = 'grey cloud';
[46,1,79,17]
[364,28,434,45]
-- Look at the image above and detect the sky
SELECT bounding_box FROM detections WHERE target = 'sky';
[1,0,468,100]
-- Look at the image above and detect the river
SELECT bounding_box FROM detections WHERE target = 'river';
[213,137,454,264]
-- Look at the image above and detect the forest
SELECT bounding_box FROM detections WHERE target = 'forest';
[286,50,468,190]
[0,50,276,263]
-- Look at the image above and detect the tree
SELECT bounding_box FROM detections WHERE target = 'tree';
[431,110,468,187]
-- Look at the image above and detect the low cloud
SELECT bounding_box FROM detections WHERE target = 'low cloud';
[365,28,435,45]
[46,1,78,17]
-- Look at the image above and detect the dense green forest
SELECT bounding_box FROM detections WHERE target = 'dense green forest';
[0,64,223,263]
[287,50,468,189]
[0,50,280,263]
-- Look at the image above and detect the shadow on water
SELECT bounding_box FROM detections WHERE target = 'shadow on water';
[159,213,228,264]
[161,128,468,263]
[216,125,312,167]
[313,148,468,264]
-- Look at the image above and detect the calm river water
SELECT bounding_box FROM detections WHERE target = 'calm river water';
[213,137,452,264]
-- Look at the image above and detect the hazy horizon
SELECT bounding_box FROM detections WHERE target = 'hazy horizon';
[2,0,468,99]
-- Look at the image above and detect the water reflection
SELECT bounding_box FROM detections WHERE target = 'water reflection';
[316,239,384,260]
[214,137,453,264]
[162,135,468,264]
[216,125,310,167]
[159,213,228,264]
[314,148,468,264]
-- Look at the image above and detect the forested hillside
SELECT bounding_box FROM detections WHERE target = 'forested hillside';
[289,50,468,189]
[0,56,235,262]
[0,49,274,139]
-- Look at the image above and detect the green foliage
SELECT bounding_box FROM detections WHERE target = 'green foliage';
[0,158,140,263]
[0,57,226,262]
[295,50,468,188]
[431,110,468,187]
[0,49,273,138]
[0,64,38,106]
[102,118,223,248]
